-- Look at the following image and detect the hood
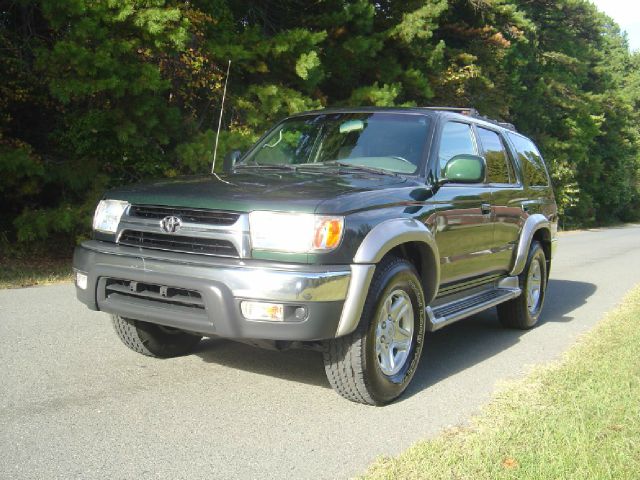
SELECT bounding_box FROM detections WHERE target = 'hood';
[106,169,408,214]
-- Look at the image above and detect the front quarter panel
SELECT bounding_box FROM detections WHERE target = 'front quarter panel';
[332,209,442,338]
[310,183,437,265]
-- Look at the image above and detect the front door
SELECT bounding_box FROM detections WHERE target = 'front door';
[431,121,494,286]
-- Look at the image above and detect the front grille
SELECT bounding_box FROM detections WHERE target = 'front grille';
[128,205,239,226]
[118,230,239,257]
[104,278,205,310]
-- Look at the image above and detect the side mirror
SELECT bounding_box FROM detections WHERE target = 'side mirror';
[223,150,242,173]
[441,154,485,184]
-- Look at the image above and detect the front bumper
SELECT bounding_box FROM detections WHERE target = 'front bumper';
[73,241,373,341]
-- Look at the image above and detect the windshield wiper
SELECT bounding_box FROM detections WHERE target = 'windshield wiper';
[234,162,397,177]
[234,163,298,171]
[323,161,398,177]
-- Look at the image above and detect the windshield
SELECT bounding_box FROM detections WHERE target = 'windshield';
[240,112,431,174]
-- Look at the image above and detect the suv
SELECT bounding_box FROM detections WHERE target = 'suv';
[73,107,557,405]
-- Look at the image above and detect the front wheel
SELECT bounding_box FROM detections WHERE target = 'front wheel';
[323,257,426,405]
[498,240,547,329]
[112,315,202,358]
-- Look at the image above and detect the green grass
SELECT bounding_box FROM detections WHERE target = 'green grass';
[362,286,640,480]
[0,255,73,289]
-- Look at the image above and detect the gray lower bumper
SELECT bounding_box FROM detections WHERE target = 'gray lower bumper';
[72,241,370,341]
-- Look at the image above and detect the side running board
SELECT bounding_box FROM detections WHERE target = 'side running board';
[426,280,521,332]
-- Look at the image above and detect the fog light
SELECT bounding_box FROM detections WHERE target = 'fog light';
[75,272,88,290]
[294,307,307,320]
[241,301,284,321]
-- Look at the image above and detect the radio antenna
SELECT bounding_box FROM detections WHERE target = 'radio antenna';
[211,59,231,174]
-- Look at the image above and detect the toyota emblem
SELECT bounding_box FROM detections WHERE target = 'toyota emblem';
[160,216,182,233]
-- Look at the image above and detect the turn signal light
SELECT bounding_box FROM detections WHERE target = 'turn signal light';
[241,301,284,321]
[313,217,344,250]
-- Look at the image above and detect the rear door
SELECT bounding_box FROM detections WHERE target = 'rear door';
[506,132,557,220]
[475,126,525,274]
[431,121,494,285]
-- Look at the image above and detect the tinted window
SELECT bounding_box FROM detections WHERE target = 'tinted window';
[477,127,515,184]
[438,122,476,170]
[507,133,549,186]
[243,113,430,174]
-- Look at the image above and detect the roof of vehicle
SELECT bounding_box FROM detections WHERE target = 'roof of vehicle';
[291,106,518,133]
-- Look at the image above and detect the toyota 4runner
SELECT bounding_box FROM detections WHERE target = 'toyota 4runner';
[73,106,558,405]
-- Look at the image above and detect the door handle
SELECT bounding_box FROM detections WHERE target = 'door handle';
[481,203,492,215]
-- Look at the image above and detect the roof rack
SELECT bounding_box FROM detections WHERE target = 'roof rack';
[423,106,480,116]
[496,121,517,132]
[422,106,517,132]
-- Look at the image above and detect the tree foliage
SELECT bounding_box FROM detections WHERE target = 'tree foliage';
[1,0,639,248]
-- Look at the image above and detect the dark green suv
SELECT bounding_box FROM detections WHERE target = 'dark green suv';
[73,107,557,405]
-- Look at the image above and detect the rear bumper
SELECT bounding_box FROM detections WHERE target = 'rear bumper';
[73,240,371,341]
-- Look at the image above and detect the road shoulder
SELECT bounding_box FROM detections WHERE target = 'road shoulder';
[361,284,640,480]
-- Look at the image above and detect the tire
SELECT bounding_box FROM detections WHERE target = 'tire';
[112,315,202,358]
[498,240,547,329]
[323,256,426,405]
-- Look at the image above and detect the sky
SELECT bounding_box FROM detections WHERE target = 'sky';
[590,0,640,51]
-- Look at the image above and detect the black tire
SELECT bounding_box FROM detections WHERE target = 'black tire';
[112,315,202,358]
[323,256,426,405]
[498,240,547,329]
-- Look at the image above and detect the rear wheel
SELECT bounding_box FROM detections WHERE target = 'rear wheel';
[498,240,547,329]
[323,257,426,405]
[112,315,202,358]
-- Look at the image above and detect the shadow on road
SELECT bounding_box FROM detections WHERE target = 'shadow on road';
[194,278,596,396]
[543,278,597,323]
[195,338,328,388]
[403,278,597,400]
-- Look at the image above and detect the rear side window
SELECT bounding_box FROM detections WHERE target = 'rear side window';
[438,122,476,170]
[476,127,516,184]
[507,134,549,186]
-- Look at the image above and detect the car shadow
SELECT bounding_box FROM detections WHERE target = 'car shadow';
[194,279,596,395]
[402,278,597,400]
[194,338,328,388]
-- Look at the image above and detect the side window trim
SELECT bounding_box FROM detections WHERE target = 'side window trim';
[473,124,520,186]
[436,120,484,186]
[468,123,486,184]
[501,133,525,186]
[498,131,519,185]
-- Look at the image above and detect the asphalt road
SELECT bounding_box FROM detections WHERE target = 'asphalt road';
[1,225,640,480]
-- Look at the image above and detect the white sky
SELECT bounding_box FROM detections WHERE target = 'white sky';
[590,0,640,51]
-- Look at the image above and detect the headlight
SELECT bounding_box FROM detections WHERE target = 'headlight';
[92,199,129,234]
[249,211,344,253]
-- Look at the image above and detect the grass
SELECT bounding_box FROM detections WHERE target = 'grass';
[362,286,640,480]
[0,255,73,289]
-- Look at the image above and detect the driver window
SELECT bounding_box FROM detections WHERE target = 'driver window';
[438,122,476,171]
